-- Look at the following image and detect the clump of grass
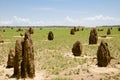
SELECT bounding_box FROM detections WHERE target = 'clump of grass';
[39,51,86,75]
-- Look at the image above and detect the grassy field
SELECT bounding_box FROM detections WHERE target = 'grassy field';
[0,27,120,80]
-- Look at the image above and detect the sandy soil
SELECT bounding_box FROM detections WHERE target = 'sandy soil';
[98,36,113,39]
[0,53,120,80]
[55,52,120,80]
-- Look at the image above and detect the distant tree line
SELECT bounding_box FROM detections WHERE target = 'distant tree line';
[0,25,120,28]
[96,25,120,27]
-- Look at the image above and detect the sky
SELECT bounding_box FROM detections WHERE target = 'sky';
[0,0,120,27]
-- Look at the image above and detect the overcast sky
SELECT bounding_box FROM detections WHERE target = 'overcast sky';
[0,0,120,27]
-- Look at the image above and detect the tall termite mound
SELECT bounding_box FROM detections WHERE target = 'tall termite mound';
[72,41,82,56]
[97,41,111,67]
[14,32,35,79]
[22,32,35,78]
[89,28,98,44]
[48,31,54,40]
[14,40,23,79]
[6,49,15,68]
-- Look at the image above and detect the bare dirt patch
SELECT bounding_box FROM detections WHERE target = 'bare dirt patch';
[98,36,113,39]
[64,52,96,59]
[83,43,99,46]
[49,51,120,80]
[0,66,46,80]
[89,65,119,74]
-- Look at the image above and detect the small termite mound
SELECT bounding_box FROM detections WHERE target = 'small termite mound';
[107,28,111,35]
[97,41,111,67]
[89,28,98,44]
[20,33,23,37]
[74,27,77,32]
[0,40,4,43]
[76,28,79,31]
[48,31,54,40]
[72,41,82,56]
[28,27,34,34]
[70,29,75,35]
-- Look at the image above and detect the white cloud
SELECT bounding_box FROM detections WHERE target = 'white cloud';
[65,16,75,23]
[29,20,45,26]
[13,16,31,24]
[79,15,119,27]
[36,21,45,25]
[0,16,46,26]
[0,20,13,25]
[65,16,82,25]
[0,15,119,27]
[64,15,119,26]
[84,15,115,21]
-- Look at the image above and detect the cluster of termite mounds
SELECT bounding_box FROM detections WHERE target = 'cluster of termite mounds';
[6,27,35,79]
[70,27,84,35]
[72,40,111,67]
[48,31,54,40]
[98,28,104,31]
[72,41,82,56]
[70,27,77,35]
[71,27,111,67]
[97,41,111,67]
[89,28,98,44]
[98,28,112,38]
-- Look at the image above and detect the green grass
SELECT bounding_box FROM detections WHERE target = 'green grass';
[0,27,120,76]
